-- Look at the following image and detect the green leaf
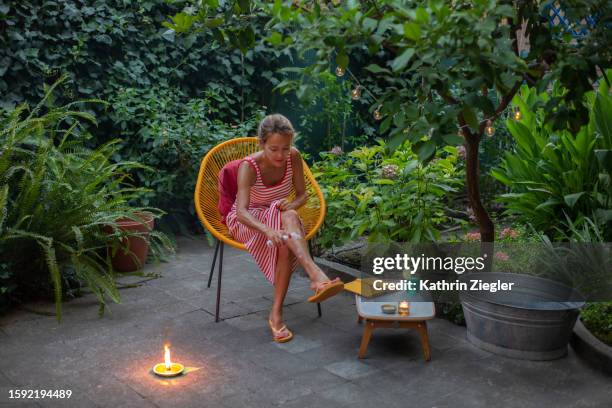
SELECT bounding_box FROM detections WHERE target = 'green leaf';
[415,141,436,162]
[238,0,250,13]
[268,32,283,46]
[95,34,112,45]
[162,29,176,42]
[595,150,612,173]
[593,93,612,146]
[461,106,478,131]
[403,23,421,41]
[374,179,395,185]
[362,17,378,33]
[204,18,224,28]
[391,48,415,72]
[364,64,391,74]
[336,52,349,69]
[564,192,586,208]
[415,7,429,23]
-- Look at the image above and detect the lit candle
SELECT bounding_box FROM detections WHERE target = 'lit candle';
[398,301,410,315]
[153,344,185,377]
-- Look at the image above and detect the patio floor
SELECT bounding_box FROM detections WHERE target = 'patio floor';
[0,237,610,408]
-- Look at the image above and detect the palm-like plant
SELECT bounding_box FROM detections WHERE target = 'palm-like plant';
[0,78,174,320]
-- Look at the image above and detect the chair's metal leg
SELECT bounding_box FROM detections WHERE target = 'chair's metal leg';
[317,302,322,318]
[215,242,224,323]
[208,239,220,288]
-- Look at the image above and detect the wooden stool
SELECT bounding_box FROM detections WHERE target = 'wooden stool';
[355,293,435,361]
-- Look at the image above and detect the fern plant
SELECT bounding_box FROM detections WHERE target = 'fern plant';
[0,78,174,320]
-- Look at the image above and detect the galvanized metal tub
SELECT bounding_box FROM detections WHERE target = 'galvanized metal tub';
[459,272,585,360]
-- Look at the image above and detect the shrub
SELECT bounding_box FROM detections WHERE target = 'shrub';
[108,86,265,233]
[0,80,174,320]
[580,302,612,346]
[312,139,464,248]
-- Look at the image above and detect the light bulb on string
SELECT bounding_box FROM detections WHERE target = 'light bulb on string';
[335,66,345,77]
[513,107,522,121]
[373,106,383,121]
[351,86,361,100]
[485,120,494,137]
[458,128,464,138]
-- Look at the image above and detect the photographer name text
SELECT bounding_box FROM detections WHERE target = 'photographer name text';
[373,279,515,293]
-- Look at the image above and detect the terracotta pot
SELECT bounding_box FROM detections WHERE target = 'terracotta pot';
[106,212,155,272]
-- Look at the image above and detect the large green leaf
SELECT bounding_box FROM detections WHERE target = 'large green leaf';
[391,48,415,72]
[564,192,586,208]
[593,93,612,147]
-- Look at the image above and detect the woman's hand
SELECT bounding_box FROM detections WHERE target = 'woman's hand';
[276,199,293,211]
[264,228,286,247]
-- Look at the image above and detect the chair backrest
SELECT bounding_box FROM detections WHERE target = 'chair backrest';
[194,137,326,250]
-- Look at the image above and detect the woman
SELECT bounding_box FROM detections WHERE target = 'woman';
[226,114,343,343]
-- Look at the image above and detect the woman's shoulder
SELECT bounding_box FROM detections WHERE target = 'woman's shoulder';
[290,146,301,161]
[238,158,257,184]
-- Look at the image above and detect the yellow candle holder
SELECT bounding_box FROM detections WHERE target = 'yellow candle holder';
[398,301,410,315]
[153,363,185,377]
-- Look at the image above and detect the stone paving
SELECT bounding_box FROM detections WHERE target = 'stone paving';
[0,237,610,407]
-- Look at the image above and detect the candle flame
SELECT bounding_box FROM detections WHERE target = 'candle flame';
[164,345,171,370]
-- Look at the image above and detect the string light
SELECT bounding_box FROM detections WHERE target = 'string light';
[373,107,383,121]
[485,120,494,137]
[340,65,511,137]
[513,107,522,121]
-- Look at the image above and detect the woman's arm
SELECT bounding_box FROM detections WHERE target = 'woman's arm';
[235,161,284,246]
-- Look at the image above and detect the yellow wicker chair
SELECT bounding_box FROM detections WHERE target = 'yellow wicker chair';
[194,137,326,321]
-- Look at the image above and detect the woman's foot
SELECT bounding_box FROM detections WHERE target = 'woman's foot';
[268,318,293,343]
[307,277,343,303]
[310,276,341,292]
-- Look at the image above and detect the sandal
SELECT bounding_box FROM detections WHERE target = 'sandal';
[307,279,344,303]
[268,320,294,343]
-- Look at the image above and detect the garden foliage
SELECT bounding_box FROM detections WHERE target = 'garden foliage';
[492,79,612,240]
[0,81,173,320]
[0,0,283,231]
[312,139,464,248]
[108,86,264,232]
[580,302,612,345]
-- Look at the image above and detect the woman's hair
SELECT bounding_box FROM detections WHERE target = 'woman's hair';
[257,114,295,143]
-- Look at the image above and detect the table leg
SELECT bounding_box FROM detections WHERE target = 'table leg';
[417,321,431,361]
[358,320,375,359]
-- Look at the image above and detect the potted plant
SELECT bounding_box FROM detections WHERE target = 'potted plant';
[105,212,156,272]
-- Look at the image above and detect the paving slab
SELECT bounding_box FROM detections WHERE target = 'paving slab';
[0,236,610,407]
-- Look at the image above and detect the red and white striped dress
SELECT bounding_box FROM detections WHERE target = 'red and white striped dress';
[226,155,300,284]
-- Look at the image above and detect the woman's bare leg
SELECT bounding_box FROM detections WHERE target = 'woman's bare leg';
[269,244,293,333]
[280,210,340,291]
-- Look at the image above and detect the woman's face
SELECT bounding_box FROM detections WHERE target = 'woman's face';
[261,133,292,168]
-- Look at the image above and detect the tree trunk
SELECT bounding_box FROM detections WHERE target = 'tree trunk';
[465,136,495,242]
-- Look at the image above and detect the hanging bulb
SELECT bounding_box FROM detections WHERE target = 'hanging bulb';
[351,86,361,100]
[513,107,522,121]
[373,107,382,121]
[485,120,494,137]
[335,66,345,77]
[458,128,464,138]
